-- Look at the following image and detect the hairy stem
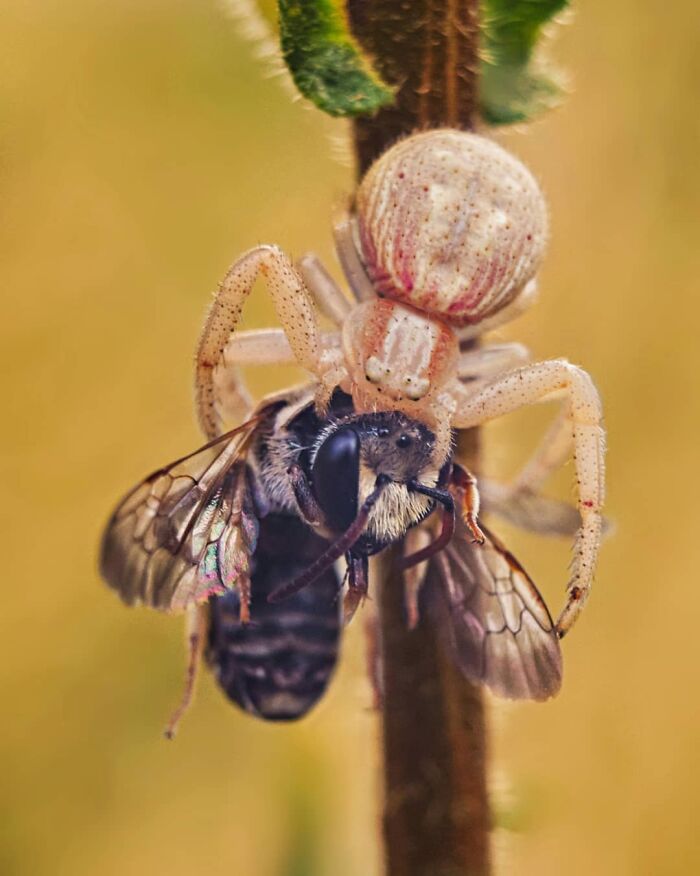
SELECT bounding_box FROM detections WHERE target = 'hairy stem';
[346,2,490,874]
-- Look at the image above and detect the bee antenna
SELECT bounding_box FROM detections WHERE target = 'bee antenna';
[268,476,391,603]
[399,482,456,569]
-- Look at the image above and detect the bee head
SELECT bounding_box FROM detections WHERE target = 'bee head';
[310,412,443,543]
[269,412,455,605]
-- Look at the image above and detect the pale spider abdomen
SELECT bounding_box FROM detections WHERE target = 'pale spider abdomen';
[356,129,548,327]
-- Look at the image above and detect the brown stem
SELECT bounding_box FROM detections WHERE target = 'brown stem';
[348,0,480,166]
[346,2,490,874]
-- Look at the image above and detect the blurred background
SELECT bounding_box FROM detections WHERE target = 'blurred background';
[2,1,699,874]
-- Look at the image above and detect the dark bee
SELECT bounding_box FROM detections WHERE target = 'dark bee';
[101,384,563,735]
[100,388,456,731]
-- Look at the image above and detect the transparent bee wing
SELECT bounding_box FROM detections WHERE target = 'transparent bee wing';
[427,516,562,700]
[100,418,260,613]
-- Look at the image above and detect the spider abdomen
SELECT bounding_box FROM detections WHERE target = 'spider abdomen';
[356,129,548,327]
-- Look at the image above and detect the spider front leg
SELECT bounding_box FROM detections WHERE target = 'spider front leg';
[195,245,344,440]
[450,359,605,637]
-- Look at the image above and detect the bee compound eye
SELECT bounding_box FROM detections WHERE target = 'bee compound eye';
[311,426,360,532]
[396,434,412,449]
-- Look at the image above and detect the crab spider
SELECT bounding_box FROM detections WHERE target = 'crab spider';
[195,129,605,638]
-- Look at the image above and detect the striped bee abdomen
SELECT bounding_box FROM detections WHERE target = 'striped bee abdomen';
[206,513,341,721]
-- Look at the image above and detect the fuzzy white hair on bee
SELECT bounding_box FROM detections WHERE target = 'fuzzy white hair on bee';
[355,128,549,327]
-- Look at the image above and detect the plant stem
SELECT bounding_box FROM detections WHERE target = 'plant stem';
[346,2,490,874]
[348,0,480,166]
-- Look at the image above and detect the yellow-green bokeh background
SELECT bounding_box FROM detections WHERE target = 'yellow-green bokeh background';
[3,2,699,874]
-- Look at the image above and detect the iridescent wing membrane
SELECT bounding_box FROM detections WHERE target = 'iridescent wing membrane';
[427,515,562,700]
[100,419,261,613]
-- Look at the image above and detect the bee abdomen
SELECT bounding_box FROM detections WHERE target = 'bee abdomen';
[206,514,341,721]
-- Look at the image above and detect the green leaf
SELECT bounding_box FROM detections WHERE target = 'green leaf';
[480,0,569,125]
[277,0,394,118]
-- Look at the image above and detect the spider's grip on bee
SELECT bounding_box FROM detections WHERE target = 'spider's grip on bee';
[100,128,606,731]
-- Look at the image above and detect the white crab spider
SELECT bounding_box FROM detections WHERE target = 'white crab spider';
[195,129,605,638]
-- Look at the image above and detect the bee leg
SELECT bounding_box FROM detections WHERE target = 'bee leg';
[164,604,208,740]
[238,575,252,625]
[344,555,369,624]
[297,252,352,326]
[451,465,486,544]
[288,462,327,527]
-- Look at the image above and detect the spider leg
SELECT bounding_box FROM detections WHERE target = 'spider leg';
[456,278,540,342]
[222,328,342,366]
[450,359,605,637]
[332,213,375,302]
[478,478,583,539]
[207,355,255,431]
[196,245,329,439]
[475,405,576,536]
[297,252,352,326]
[512,405,575,494]
[457,342,530,382]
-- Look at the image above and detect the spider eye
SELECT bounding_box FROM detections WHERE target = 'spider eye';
[396,434,412,449]
[365,356,385,384]
[404,376,430,400]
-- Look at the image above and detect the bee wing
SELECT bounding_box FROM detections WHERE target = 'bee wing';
[100,419,260,613]
[427,517,562,700]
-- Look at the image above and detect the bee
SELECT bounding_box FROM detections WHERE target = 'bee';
[101,383,564,734]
